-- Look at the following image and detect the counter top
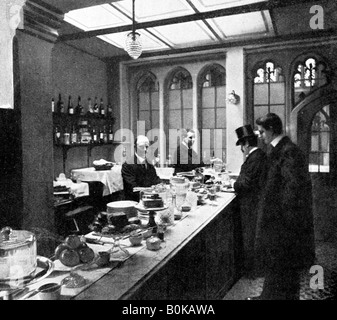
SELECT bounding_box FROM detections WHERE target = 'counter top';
[18,191,237,300]
[74,192,236,300]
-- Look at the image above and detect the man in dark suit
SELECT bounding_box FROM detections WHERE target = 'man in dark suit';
[249,113,315,300]
[121,135,162,202]
[173,129,204,175]
[233,124,267,278]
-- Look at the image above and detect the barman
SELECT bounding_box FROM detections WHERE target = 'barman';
[121,135,162,202]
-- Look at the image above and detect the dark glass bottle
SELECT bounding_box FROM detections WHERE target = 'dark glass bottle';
[91,126,98,143]
[99,125,104,144]
[57,93,64,114]
[93,97,99,115]
[108,124,114,142]
[107,103,113,118]
[75,96,83,116]
[54,125,61,144]
[68,95,74,115]
[71,125,77,144]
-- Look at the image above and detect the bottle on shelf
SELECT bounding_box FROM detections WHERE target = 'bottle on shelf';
[99,98,105,117]
[75,96,83,116]
[93,97,99,115]
[87,97,93,115]
[107,103,113,118]
[57,93,64,114]
[70,125,77,144]
[91,125,98,143]
[68,95,74,115]
[103,125,108,144]
[63,127,70,145]
[99,125,104,144]
[54,125,61,145]
[108,124,114,142]
[51,98,55,113]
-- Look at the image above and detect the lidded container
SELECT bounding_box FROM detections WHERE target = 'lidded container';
[0,227,37,282]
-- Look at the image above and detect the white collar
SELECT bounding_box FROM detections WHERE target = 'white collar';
[271,135,284,147]
[247,147,258,157]
[135,153,146,164]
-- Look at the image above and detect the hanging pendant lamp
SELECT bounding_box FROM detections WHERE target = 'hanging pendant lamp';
[125,0,142,59]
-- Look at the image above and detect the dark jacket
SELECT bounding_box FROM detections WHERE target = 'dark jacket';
[121,155,162,202]
[173,143,204,175]
[255,136,315,271]
[234,148,267,271]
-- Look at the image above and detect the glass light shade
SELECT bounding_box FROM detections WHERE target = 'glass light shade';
[125,32,142,59]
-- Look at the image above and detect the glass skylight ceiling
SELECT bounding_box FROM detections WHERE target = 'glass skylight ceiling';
[64,0,273,53]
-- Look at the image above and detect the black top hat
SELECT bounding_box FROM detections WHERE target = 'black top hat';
[235,124,256,146]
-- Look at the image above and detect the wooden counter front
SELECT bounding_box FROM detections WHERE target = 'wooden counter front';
[74,193,241,300]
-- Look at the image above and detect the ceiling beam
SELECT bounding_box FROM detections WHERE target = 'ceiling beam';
[58,0,316,42]
[127,28,337,61]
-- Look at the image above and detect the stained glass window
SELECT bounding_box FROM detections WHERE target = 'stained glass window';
[293,57,329,105]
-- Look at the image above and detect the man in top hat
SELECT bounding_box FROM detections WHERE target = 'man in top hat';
[122,135,162,202]
[233,124,267,278]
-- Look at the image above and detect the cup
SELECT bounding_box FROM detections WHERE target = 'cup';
[96,251,110,267]
[37,283,61,300]
[129,233,143,246]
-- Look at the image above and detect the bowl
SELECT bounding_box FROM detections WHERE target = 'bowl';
[129,233,143,246]
[37,283,61,300]
[181,205,191,212]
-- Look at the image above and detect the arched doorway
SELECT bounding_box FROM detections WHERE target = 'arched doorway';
[294,86,337,241]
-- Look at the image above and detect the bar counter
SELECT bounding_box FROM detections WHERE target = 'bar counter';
[73,192,240,300]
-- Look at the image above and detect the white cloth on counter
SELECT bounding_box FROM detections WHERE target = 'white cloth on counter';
[71,166,123,196]
[53,179,89,198]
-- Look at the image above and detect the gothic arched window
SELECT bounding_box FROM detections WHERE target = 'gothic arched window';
[136,72,159,134]
[199,64,226,164]
[293,57,329,106]
[253,61,285,127]
[309,105,330,173]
